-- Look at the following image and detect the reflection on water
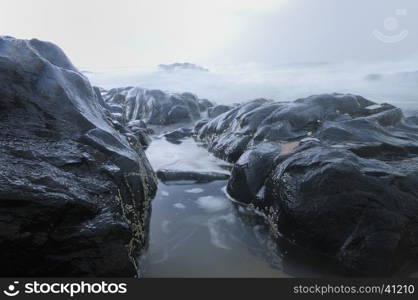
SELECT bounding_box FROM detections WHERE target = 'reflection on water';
[140,137,336,277]
[140,180,285,277]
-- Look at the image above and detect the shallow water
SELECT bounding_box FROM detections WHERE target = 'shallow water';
[139,136,338,277]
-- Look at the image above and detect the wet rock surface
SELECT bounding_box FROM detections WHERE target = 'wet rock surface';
[198,98,213,111]
[158,62,209,72]
[196,93,418,276]
[163,127,193,143]
[156,169,230,184]
[0,37,157,276]
[102,87,207,126]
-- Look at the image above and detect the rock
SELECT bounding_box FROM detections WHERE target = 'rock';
[195,93,418,276]
[208,104,233,118]
[198,98,213,111]
[126,120,152,149]
[156,169,229,184]
[163,128,193,143]
[194,119,209,133]
[0,37,157,276]
[226,142,280,204]
[197,98,274,162]
[265,145,418,276]
[103,87,202,125]
[365,73,382,81]
[158,62,209,72]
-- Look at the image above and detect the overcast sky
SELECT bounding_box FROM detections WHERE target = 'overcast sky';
[1,0,417,68]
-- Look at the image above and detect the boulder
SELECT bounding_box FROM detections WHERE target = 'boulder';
[208,104,233,118]
[158,62,209,72]
[193,119,209,134]
[265,144,418,276]
[156,169,229,184]
[0,37,157,276]
[103,87,202,126]
[198,98,213,111]
[226,142,280,204]
[126,120,152,149]
[195,93,418,275]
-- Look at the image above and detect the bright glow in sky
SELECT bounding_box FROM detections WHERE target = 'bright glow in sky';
[0,0,288,68]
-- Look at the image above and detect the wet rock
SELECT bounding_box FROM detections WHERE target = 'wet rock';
[0,37,157,276]
[163,128,192,143]
[197,95,418,162]
[227,142,280,204]
[158,62,209,72]
[208,104,233,118]
[195,93,418,275]
[103,87,201,125]
[365,73,382,81]
[193,119,209,133]
[198,98,213,111]
[156,169,229,184]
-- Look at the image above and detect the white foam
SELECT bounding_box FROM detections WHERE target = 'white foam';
[161,191,169,196]
[196,196,228,212]
[185,188,204,194]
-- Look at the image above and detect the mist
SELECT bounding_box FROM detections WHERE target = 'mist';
[87,59,418,112]
[3,0,417,110]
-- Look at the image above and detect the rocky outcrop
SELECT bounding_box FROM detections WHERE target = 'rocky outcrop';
[102,87,204,126]
[163,128,193,143]
[196,93,418,276]
[0,37,157,276]
[158,62,209,72]
[156,169,229,184]
[208,104,233,119]
[198,99,213,112]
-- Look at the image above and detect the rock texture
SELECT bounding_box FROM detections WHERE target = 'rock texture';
[196,93,418,276]
[163,128,193,143]
[0,37,157,276]
[158,62,209,72]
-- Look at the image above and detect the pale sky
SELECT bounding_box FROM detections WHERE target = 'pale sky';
[1,0,417,68]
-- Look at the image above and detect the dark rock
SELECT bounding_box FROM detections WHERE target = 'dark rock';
[195,93,418,276]
[227,142,280,204]
[103,87,201,125]
[198,99,213,111]
[197,95,418,162]
[265,145,418,276]
[156,169,229,184]
[208,104,233,118]
[163,128,192,142]
[0,37,157,276]
[194,119,209,133]
[93,86,110,111]
[158,62,209,72]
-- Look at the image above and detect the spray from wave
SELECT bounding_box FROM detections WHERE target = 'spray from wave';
[87,60,418,113]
